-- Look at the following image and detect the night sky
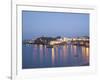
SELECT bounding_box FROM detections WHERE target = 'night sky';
[22,11,89,40]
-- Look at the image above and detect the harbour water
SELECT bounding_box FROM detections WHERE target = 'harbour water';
[22,44,89,69]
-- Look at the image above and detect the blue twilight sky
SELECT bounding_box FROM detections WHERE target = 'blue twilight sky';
[22,11,89,40]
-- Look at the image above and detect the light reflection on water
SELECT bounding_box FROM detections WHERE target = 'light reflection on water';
[81,46,89,64]
[22,44,89,69]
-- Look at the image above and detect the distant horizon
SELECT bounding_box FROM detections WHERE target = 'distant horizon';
[22,11,89,40]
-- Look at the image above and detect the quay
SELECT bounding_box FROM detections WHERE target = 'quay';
[23,36,89,48]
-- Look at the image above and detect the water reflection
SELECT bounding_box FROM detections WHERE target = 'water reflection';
[62,45,67,64]
[33,45,38,65]
[39,45,43,65]
[81,46,89,65]
[86,47,89,57]
[22,44,89,68]
[51,48,55,66]
[73,45,77,57]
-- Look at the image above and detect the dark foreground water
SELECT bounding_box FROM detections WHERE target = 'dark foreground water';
[22,44,89,69]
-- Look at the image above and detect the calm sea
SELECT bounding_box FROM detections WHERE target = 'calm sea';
[22,44,89,69]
